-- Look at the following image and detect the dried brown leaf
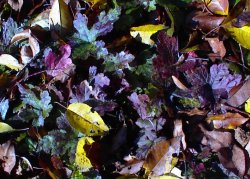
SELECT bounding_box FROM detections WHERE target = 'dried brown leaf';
[205,38,226,58]
[0,140,16,174]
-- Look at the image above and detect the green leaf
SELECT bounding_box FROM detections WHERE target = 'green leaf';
[17,84,53,126]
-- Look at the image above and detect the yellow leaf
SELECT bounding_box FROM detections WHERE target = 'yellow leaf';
[0,54,23,71]
[75,137,94,169]
[86,0,107,7]
[0,122,13,133]
[49,0,73,35]
[130,24,167,45]
[66,103,109,136]
[224,23,250,49]
[245,98,250,113]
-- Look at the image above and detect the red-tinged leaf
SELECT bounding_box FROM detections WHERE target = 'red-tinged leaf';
[227,77,250,107]
[207,112,249,129]
[204,0,229,15]
[205,37,226,58]
[143,138,181,176]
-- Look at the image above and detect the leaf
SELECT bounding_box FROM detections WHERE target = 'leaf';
[130,24,167,45]
[119,160,144,175]
[86,0,107,7]
[66,103,109,136]
[75,137,94,170]
[2,17,20,46]
[205,37,226,58]
[0,122,13,133]
[0,140,16,174]
[8,0,23,11]
[45,44,75,82]
[245,97,250,113]
[18,84,53,126]
[153,31,178,81]
[49,0,73,35]
[224,23,250,49]
[143,138,181,176]
[207,112,249,129]
[227,77,250,107]
[204,0,229,15]
[0,54,23,71]
[0,99,9,120]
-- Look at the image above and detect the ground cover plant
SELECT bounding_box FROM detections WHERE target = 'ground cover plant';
[1,0,250,178]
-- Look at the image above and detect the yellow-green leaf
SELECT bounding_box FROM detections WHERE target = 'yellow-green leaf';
[130,24,167,45]
[0,122,13,133]
[66,103,109,136]
[75,137,94,169]
[86,0,107,7]
[49,0,73,35]
[245,98,250,113]
[0,54,24,71]
[224,23,250,49]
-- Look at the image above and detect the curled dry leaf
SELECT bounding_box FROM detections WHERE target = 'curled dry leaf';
[143,137,181,176]
[207,112,249,129]
[172,76,188,91]
[0,54,24,71]
[11,29,40,65]
[173,120,186,150]
[30,9,50,29]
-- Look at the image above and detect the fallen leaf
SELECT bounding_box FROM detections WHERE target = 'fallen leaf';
[0,140,16,174]
[204,0,229,15]
[227,77,250,107]
[119,160,144,175]
[0,122,13,133]
[232,144,247,177]
[11,29,40,64]
[75,137,94,170]
[207,112,249,129]
[8,0,23,11]
[205,37,226,58]
[235,127,250,147]
[245,97,250,113]
[66,103,109,136]
[0,54,23,71]
[30,9,50,29]
[224,23,250,49]
[49,0,73,35]
[86,0,107,7]
[143,138,181,176]
[172,76,188,91]
[130,24,167,45]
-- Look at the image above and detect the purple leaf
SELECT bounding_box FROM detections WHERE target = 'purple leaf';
[45,44,75,79]
[128,92,150,119]
[94,73,110,87]
[153,31,178,80]
[209,64,241,92]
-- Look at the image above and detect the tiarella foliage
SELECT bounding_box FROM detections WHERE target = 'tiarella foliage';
[17,84,53,126]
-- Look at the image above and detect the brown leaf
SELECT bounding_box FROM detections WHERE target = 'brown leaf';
[207,112,249,129]
[173,120,186,150]
[0,140,16,174]
[143,138,181,176]
[227,77,250,107]
[172,76,188,91]
[205,38,226,58]
[186,11,225,32]
[205,0,229,15]
[49,0,73,35]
